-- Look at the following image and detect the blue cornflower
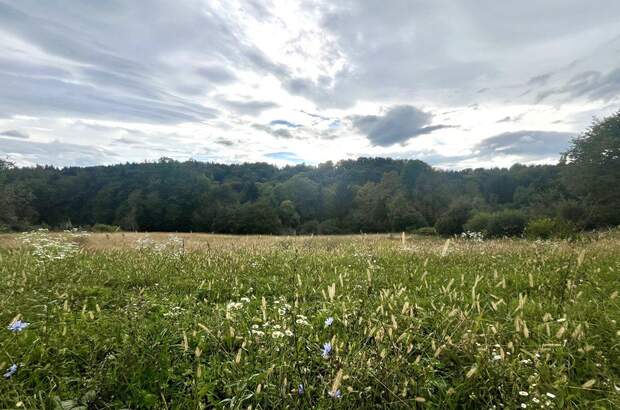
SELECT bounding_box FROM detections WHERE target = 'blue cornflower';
[329,389,342,399]
[7,320,29,333]
[324,317,334,327]
[3,364,18,379]
[321,342,332,358]
[298,383,304,395]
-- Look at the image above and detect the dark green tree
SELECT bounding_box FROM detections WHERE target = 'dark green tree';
[561,111,620,227]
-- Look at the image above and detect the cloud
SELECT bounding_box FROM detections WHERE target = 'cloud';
[220,99,279,115]
[528,72,553,86]
[473,130,574,158]
[0,1,286,123]
[252,123,299,139]
[214,137,235,147]
[537,68,620,103]
[195,65,237,84]
[350,105,450,146]
[0,130,29,139]
[113,137,140,145]
[0,72,220,123]
[496,113,524,123]
[0,0,618,169]
[0,138,118,167]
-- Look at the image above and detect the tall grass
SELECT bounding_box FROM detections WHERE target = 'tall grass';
[1,232,618,408]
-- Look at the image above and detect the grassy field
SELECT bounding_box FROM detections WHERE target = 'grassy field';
[0,231,619,409]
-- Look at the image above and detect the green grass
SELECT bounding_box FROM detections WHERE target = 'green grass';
[1,232,619,409]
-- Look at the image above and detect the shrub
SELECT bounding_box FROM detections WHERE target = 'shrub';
[434,203,470,236]
[298,220,319,234]
[525,218,577,240]
[414,227,437,236]
[318,219,342,234]
[558,201,587,227]
[92,223,121,232]
[485,210,527,237]
[464,213,492,234]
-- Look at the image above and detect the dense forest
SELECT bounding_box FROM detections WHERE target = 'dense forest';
[1,112,618,237]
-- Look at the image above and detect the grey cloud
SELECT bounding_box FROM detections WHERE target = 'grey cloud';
[214,137,235,147]
[0,130,29,139]
[221,99,278,115]
[195,66,237,84]
[537,68,620,103]
[474,130,573,158]
[528,72,553,86]
[113,137,140,145]
[350,105,450,147]
[0,138,118,167]
[0,1,285,122]
[379,130,574,169]
[276,1,620,108]
[251,123,298,139]
[0,56,70,79]
[0,72,218,123]
[496,113,524,123]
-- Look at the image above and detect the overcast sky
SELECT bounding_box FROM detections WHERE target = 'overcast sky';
[0,0,619,169]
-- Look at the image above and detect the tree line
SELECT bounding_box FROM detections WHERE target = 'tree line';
[1,111,618,236]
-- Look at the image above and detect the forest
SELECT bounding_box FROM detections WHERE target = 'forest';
[1,112,619,237]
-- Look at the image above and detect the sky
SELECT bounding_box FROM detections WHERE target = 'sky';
[0,0,619,169]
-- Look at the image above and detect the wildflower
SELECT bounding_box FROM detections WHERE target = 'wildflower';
[7,320,29,333]
[272,331,285,338]
[240,297,250,303]
[321,342,332,358]
[518,391,529,396]
[325,317,334,327]
[520,404,527,409]
[298,384,304,395]
[285,329,294,337]
[226,302,243,310]
[3,364,18,379]
[328,389,342,398]
[545,392,556,399]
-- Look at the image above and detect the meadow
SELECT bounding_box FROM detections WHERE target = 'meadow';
[0,231,619,409]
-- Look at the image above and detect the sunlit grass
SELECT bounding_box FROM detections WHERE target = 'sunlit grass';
[1,232,619,408]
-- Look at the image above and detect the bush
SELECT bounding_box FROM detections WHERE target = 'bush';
[525,218,577,240]
[485,210,527,237]
[318,219,342,235]
[92,224,121,232]
[464,213,492,234]
[558,201,587,227]
[465,210,527,237]
[298,220,319,234]
[434,203,470,236]
[414,227,437,236]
